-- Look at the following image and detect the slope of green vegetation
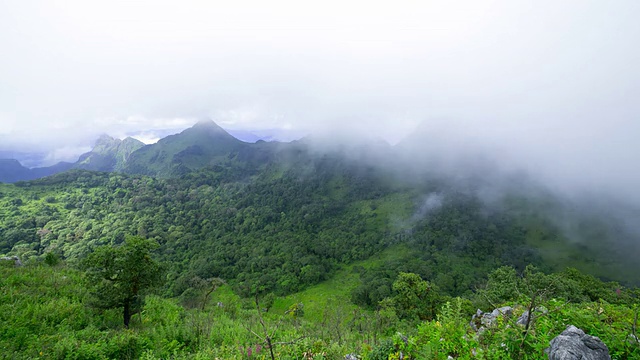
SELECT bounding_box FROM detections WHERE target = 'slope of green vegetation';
[1,257,638,359]
[0,167,537,300]
[1,143,639,299]
[271,245,414,322]
[75,135,144,172]
[2,124,640,358]
[123,120,252,177]
[503,194,640,283]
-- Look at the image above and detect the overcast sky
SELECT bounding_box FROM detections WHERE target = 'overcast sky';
[1,0,639,201]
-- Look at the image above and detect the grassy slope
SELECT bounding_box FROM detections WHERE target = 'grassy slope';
[505,194,640,285]
[271,244,413,322]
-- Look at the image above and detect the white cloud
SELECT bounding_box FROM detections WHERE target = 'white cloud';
[130,133,161,145]
[42,146,92,166]
[0,113,16,135]
[0,0,639,201]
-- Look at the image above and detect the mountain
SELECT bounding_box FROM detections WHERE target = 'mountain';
[1,120,274,182]
[0,151,48,168]
[0,135,143,183]
[123,119,254,177]
[31,161,75,179]
[0,159,31,183]
[74,135,144,172]
[0,158,73,183]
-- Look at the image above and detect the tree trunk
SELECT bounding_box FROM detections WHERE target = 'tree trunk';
[266,336,275,360]
[124,299,132,328]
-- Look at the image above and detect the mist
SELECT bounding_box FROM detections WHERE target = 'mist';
[1,0,639,204]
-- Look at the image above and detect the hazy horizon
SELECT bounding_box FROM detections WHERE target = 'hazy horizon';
[1,0,639,203]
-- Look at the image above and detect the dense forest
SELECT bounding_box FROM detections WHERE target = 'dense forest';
[1,122,639,359]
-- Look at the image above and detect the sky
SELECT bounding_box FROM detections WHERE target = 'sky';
[1,0,639,201]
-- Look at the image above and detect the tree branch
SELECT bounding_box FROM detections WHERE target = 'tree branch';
[273,336,306,345]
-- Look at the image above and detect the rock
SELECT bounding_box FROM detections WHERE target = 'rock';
[491,306,513,319]
[344,354,358,360]
[517,310,530,326]
[546,325,611,360]
[470,306,513,332]
[0,256,22,267]
[517,306,549,326]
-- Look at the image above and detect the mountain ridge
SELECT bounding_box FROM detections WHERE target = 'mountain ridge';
[122,119,252,177]
[0,120,245,181]
[0,158,74,183]
[75,135,145,172]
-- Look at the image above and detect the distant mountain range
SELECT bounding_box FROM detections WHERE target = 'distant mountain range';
[0,121,313,183]
[0,159,73,183]
[0,151,50,168]
[0,135,142,183]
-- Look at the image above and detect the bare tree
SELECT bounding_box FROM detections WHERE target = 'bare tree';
[244,294,305,360]
[201,277,226,311]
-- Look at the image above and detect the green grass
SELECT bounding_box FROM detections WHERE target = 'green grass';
[523,219,639,285]
[271,244,413,322]
[372,192,416,232]
[347,191,416,236]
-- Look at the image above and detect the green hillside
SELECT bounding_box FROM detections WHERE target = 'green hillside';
[1,148,638,295]
[75,135,145,172]
[1,122,639,359]
[123,120,253,177]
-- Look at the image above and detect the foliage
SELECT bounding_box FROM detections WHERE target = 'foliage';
[476,265,635,311]
[81,236,164,327]
[391,272,441,322]
[44,251,60,266]
[1,260,639,359]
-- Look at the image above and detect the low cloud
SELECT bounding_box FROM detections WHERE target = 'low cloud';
[42,146,92,166]
[0,0,638,205]
[413,193,444,221]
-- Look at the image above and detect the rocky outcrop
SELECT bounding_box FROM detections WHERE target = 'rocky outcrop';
[546,325,610,360]
[0,256,22,266]
[517,306,549,326]
[470,306,513,332]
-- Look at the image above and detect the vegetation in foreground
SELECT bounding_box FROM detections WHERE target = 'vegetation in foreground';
[1,244,638,359]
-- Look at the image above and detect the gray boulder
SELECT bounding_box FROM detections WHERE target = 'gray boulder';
[470,306,513,332]
[517,306,548,326]
[547,325,610,360]
[517,310,530,326]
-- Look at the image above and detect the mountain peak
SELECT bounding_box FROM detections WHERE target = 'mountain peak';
[186,119,240,142]
[95,134,118,147]
[123,119,248,177]
[192,119,226,131]
[194,118,216,126]
[122,137,144,146]
[75,134,144,172]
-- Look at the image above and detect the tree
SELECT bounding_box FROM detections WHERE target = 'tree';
[392,272,440,321]
[82,236,163,327]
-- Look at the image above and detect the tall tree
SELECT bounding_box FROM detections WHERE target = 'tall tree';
[82,236,163,327]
